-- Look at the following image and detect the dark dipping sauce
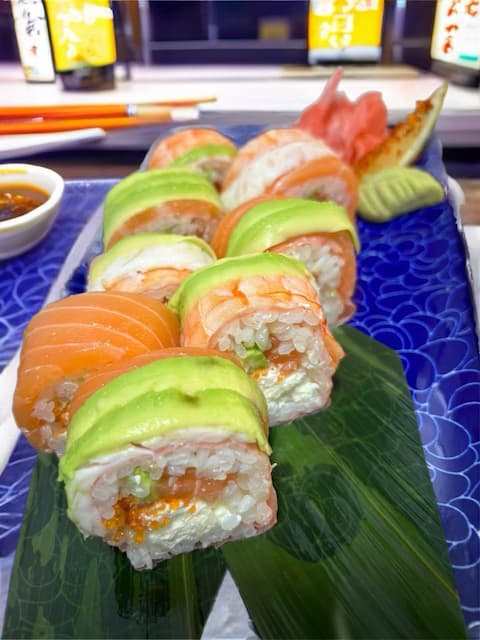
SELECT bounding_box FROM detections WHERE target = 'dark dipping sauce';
[0,183,49,222]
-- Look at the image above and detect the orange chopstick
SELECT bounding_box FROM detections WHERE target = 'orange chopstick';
[0,110,199,135]
[0,98,216,120]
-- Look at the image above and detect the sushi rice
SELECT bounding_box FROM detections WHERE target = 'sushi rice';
[216,307,338,424]
[32,376,87,454]
[271,241,352,326]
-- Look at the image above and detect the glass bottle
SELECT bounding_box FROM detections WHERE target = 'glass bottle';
[11,0,56,83]
[43,0,117,91]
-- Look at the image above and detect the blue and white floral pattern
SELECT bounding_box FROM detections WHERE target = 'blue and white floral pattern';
[0,180,115,558]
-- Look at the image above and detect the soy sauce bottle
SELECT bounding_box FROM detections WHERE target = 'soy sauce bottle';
[11,0,56,83]
[43,0,116,91]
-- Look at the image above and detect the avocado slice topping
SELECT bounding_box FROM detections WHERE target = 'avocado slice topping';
[103,168,221,245]
[88,232,216,283]
[65,354,268,451]
[170,144,237,168]
[225,198,359,256]
[60,388,271,481]
[169,253,311,321]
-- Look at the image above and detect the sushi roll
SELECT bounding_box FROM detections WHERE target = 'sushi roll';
[211,197,359,326]
[59,348,276,570]
[144,127,237,189]
[222,128,313,190]
[221,127,358,218]
[102,168,223,249]
[12,292,179,454]
[87,233,216,302]
[169,253,344,425]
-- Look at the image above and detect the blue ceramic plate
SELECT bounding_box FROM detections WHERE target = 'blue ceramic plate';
[0,129,478,637]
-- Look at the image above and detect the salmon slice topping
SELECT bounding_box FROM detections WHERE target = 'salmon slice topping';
[222,127,314,190]
[13,292,180,452]
[266,155,358,219]
[107,199,222,248]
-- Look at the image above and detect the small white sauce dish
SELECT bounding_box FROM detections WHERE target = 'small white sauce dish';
[0,163,65,260]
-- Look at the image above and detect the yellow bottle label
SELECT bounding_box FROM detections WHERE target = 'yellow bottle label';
[308,0,384,51]
[45,0,116,71]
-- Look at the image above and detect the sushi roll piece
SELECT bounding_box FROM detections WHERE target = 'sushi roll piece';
[211,197,359,326]
[87,233,216,302]
[102,168,223,249]
[169,253,344,425]
[144,127,237,189]
[222,128,314,190]
[221,127,358,218]
[59,349,276,570]
[12,291,180,454]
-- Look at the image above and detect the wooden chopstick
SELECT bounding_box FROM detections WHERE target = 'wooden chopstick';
[0,108,199,135]
[0,98,216,120]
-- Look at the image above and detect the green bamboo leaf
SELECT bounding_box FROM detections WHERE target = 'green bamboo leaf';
[222,326,467,639]
[3,455,226,639]
[167,555,202,638]
[3,328,467,639]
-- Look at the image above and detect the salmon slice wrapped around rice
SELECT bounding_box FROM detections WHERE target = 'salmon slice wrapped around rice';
[87,232,216,302]
[12,291,179,454]
[220,127,358,218]
[59,348,276,570]
[211,196,359,326]
[169,253,344,425]
[143,127,237,189]
[222,127,314,190]
[102,168,224,248]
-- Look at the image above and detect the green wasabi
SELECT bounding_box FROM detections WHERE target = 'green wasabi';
[358,167,445,222]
